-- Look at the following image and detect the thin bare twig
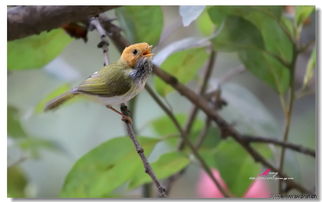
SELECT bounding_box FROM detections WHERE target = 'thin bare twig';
[195,118,212,150]
[178,50,217,150]
[241,135,315,157]
[90,16,110,66]
[278,47,298,194]
[145,85,230,197]
[120,104,166,198]
[166,51,217,194]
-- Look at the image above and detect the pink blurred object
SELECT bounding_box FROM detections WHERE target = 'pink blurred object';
[244,179,271,198]
[197,169,271,198]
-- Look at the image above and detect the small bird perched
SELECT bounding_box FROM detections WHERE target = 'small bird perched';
[45,42,153,122]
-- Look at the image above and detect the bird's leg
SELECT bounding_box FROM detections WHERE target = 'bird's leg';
[105,105,132,124]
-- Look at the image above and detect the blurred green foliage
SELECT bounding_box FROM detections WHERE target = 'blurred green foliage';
[154,47,209,96]
[8,106,28,138]
[116,6,163,46]
[8,29,72,70]
[8,166,28,198]
[35,84,71,113]
[151,113,204,145]
[303,46,316,89]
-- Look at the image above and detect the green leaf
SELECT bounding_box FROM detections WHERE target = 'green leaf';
[242,10,293,63]
[154,47,209,96]
[212,139,261,197]
[208,6,291,93]
[60,136,159,198]
[239,49,290,93]
[128,151,190,189]
[281,16,296,40]
[8,29,72,70]
[18,137,63,158]
[295,6,315,26]
[210,15,264,51]
[7,106,27,138]
[303,46,316,89]
[196,10,216,36]
[115,6,163,45]
[179,6,205,27]
[35,84,72,113]
[8,166,28,198]
[151,114,204,145]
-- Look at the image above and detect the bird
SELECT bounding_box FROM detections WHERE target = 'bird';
[45,42,154,123]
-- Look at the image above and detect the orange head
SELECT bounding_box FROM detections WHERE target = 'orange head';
[119,42,153,68]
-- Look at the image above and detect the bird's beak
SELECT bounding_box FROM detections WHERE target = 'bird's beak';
[142,45,154,58]
[143,49,154,58]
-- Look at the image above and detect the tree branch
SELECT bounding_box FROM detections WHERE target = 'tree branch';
[195,117,212,150]
[240,135,315,157]
[278,45,298,194]
[178,50,217,150]
[153,66,312,194]
[8,6,118,41]
[90,16,110,66]
[120,104,166,198]
[165,50,217,194]
[145,85,230,197]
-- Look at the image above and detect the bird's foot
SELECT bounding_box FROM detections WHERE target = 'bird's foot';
[121,115,132,124]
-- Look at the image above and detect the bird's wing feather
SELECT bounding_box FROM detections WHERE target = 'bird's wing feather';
[75,64,132,97]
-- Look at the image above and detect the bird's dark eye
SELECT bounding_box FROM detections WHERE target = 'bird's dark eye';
[132,49,138,55]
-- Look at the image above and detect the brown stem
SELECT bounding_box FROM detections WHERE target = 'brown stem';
[120,104,166,198]
[8,6,118,41]
[90,16,110,66]
[278,47,298,194]
[145,85,230,197]
[152,67,311,194]
[195,117,212,150]
[178,50,217,150]
[241,135,315,157]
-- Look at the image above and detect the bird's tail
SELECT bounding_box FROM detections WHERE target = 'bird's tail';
[44,91,76,111]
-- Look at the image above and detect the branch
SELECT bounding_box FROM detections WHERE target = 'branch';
[241,135,315,157]
[278,44,299,194]
[8,6,118,41]
[145,85,230,197]
[90,16,110,66]
[101,20,312,195]
[153,67,312,194]
[166,50,217,194]
[195,117,212,150]
[178,50,217,150]
[120,104,166,198]
[99,15,130,52]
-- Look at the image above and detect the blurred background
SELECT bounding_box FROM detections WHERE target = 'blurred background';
[7,6,316,198]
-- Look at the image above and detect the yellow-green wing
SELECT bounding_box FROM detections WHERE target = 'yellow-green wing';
[76,64,132,97]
